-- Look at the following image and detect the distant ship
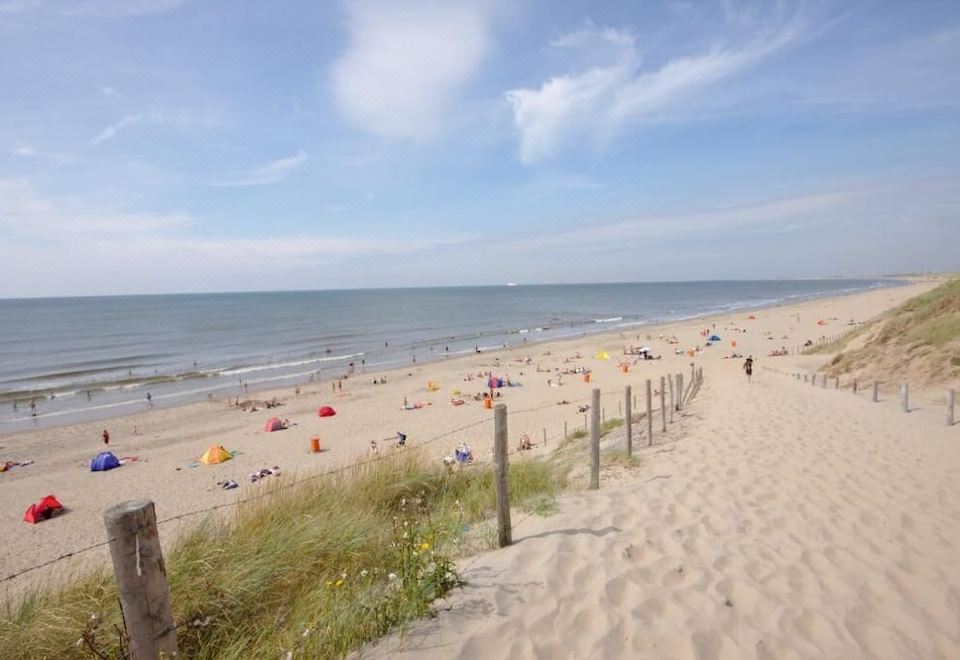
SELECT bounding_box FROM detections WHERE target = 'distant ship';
[506,282,519,287]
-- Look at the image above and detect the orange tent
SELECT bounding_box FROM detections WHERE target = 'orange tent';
[200,444,232,465]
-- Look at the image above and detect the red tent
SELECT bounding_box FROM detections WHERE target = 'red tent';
[318,406,336,417]
[24,495,63,524]
[264,416,286,432]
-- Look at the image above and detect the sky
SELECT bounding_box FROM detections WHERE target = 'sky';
[1,0,959,297]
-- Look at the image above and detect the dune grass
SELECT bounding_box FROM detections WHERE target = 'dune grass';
[0,451,564,659]
[820,278,960,384]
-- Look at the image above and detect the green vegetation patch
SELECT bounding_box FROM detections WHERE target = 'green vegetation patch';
[0,451,564,659]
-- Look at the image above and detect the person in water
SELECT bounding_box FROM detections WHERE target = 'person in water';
[743,356,754,383]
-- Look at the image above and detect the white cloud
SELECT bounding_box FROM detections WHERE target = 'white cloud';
[0,178,190,238]
[101,85,121,97]
[10,145,71,163]
[506,8,810,163]
[90,107,221,145]
[62,0,186,17]
[215,151,310,187]
[0,178,471,296]
[330,0,497,139]
[0,0,39,13]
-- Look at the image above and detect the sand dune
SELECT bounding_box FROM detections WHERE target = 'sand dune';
[363,346,960,659]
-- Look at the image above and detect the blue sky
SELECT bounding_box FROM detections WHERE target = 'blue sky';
[1,0,958,296]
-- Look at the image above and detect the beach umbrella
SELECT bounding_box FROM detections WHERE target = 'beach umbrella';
[318,406,336,417]
[708,335,722,341]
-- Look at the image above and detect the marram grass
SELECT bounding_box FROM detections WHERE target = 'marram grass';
[0,450,563,659]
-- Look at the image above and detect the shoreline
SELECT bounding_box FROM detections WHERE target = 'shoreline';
[0,279,941,594]
[0,278,914,436]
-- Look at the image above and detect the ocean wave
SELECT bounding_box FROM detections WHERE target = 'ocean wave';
[220,352,365,377]
[593,317,623,323]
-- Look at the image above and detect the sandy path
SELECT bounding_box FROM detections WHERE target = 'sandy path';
[363,357,960,659]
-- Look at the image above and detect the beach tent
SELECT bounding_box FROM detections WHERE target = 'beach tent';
[90,451,121,472]
[23,495,63,524]
[200,444,232,465]
[318,406,336,417]
[708,335,722,342]
[264,417,285,432]
[594,350,610,360]
[487,377,504,389]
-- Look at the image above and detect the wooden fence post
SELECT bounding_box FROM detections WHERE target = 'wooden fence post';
[589,389,600,490]
[872,381,879,403]
[618,400,622,417]
[948,389,955,427]
[493,404,511,547]
[104,500,177,660]
[668,375,674,423]
[676,373,683,410]
[625,385,633,457]
[602,407,606,424]
[564,420,568,439]
[660,376,667,433]
[646,379,653,447]
[542,428,547,447]
[821,374,827,389]
[901,384,909,413]
[853,378,858,394]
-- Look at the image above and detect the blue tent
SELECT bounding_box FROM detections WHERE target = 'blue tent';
[708,335,722,341]
[90,451,121,472]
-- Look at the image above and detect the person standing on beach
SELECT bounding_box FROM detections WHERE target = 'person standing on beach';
[743,356,754,383]
[30,399,37,416]
[102,429,110,445]
[146,392,152,405]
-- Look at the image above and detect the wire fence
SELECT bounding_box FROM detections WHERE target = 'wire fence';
[1,374,690,586]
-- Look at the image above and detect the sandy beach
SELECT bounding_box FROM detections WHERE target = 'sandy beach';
[2,279,955,653]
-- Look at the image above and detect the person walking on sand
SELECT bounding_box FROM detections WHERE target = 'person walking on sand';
[743,356,754,383]
[102,429,110,445]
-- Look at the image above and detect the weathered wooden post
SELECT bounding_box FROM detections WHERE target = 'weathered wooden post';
[104,500,177,660]
[676,373,683,410]
[668,375,674,423]
[901,384,909,413]
[542,428,547,447]
[493,404,511,547]
[660,376,667,433]
[583,413,587,431]
[602,407,606,424]
[589,388,600,490]
[564,420,568,439]
[872,381,879,403]
[948,389,955,427]
[625,385,633,457]
[853,378,858,394]
[821,374,827,389]
[646,379,653,447]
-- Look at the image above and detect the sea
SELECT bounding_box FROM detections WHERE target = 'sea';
[0,279,901,431]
